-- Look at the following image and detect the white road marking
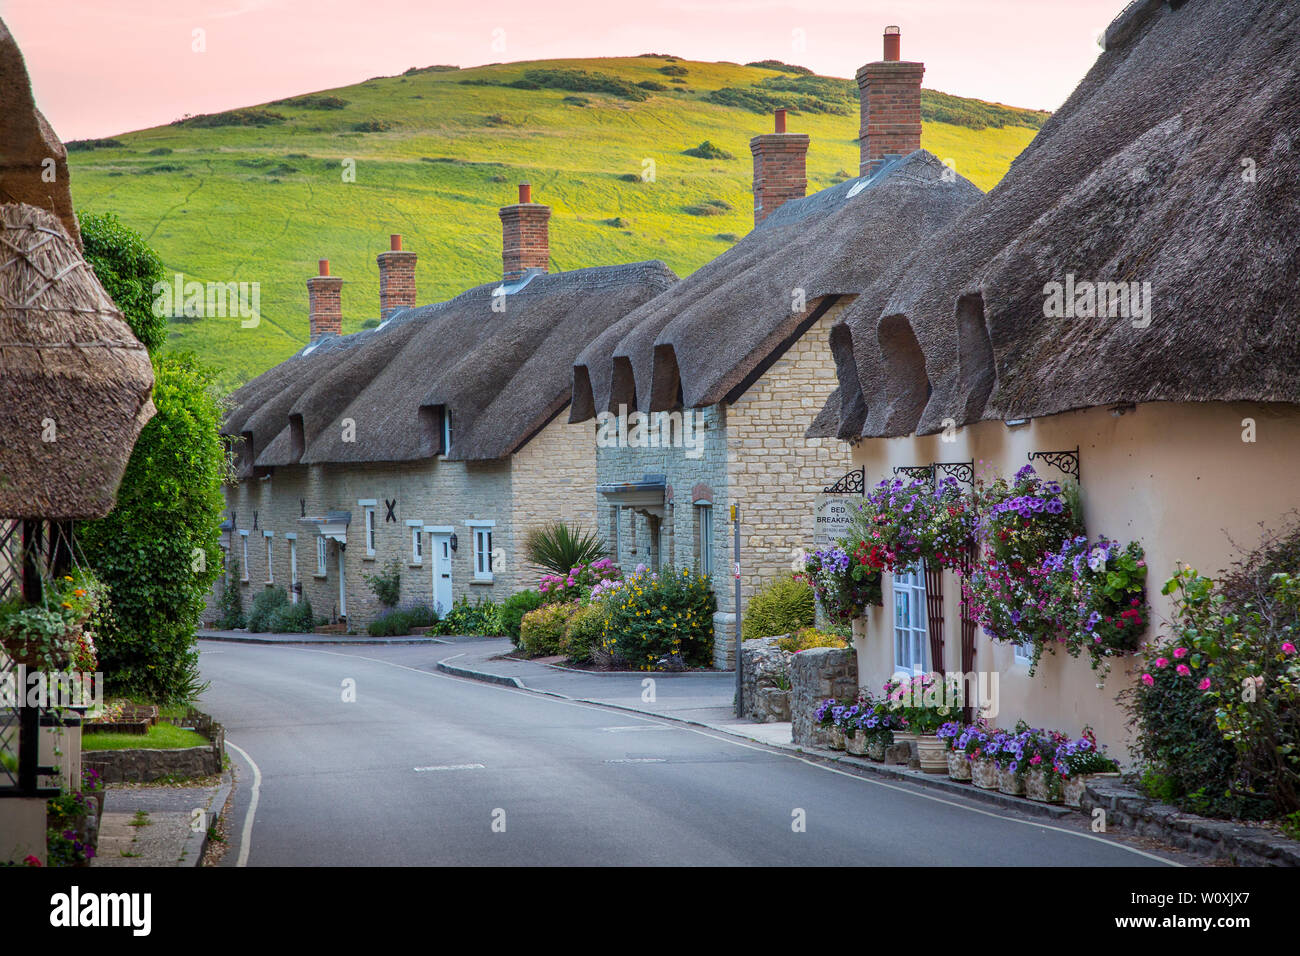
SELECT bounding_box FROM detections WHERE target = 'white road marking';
[600,725,671,732]
[413,763,485,772]
[225,739,262,868]
[236,644,1183,867]
[605,758,668,763]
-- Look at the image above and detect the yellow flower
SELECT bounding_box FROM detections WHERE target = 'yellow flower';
[61,602,72,609]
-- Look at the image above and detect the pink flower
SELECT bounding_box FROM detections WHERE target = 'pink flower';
[1283,643,1296,655]
[1141,674,1154,686]
[1198,678,1211,691]
[1155,657,1169,668]
[1173,647,1188,659]
[1176,664,1191,676]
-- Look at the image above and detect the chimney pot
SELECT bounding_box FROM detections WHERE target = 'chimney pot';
[318,259,329,276]
[884,25,901,61]
[390,234,402,251]
[774,108,787,133]
[518,183,532,204]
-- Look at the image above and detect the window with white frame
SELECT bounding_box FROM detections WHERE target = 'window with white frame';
[411,526,423,564]
[264,533,274,583]
[893,561,929,674]
[1014,635,1034,663]
[443,410,452,455]
[316,535,328,576]
[240,532,249,582]
[470,525,493,581]
[288,537,298,602]
[696,504,713,576]
[364,507,376,556]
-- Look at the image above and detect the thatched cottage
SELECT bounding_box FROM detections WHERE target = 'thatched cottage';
[216,190,676,626]
[570,30,982,666]
[811,0,1300,752]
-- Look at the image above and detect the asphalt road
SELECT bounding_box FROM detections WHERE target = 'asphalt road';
[198,641,1189,867]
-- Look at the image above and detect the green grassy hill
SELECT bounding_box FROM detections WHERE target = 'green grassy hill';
[67,56,1046,390]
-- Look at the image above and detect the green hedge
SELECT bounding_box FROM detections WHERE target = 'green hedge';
[500,589,544,644]
[742,576,815,641]
[603,567,715,669]
[520,603,578,657]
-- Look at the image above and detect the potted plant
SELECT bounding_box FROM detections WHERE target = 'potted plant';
[937,721,969,780]
[812,697,839,749]
[886,674,959,773]
[985,730,1027,795]
[841,699,870,756]
[860,704,899,761]
[966,728,1000,789]
[1020,729,1069,803]
[1054,731,1121,807]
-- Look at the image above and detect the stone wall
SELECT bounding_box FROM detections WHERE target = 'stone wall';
[214,415,595,629]
[790,646,858,748]
[740,635,793,723]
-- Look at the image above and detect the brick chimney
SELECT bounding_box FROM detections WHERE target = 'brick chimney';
[498,183,551,281]
[855,25,925,177]
[750,108,810,226]
[306,259,342,341]
[376,233,417,320]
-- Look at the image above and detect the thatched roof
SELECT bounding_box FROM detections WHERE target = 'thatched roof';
[0,204,155,518]
[223,262,676,467]
[571,151,982,421]
[821,0,1300,441]
[0,18,79,247]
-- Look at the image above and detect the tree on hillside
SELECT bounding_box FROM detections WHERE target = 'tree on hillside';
[76,213,228,703]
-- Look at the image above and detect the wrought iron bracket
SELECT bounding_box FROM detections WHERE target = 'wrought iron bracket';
[893,464,935,488]
[1027,446,1081,482]
[822,467,865,496]
[934,460,975,488]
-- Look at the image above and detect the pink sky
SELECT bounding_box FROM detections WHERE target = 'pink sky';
[8,0,1125,141]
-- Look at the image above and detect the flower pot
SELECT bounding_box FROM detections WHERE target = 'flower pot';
[971,756,999,790]
[915,735,948,774]
[1025,766,1063,803]
[997,766,1026,796]
[845,731,868,756]
[866,735,887,761]
[947,749,972,781]
[829,727,845,751]
[1063,771,1120,808]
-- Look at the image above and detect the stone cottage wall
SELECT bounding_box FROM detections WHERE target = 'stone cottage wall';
[511,413,599,585]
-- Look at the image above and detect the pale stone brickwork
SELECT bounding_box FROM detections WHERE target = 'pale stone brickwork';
[593,297,854,668]
[211,415,595,630]
[725,298,856,621]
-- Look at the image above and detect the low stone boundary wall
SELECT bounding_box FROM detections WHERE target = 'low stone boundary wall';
[790,647,857,748]
[740,636,793,723]
[1081,779,1300,867]
[83,710,225,784]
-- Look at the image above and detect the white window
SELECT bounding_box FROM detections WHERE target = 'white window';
[697,504,713,576]
[893,561,929,674]
[412,526,423,564]
[1014,636,1034,663]
[443,410,452,454]
[264,532,274,583]
[365,508,376,556]
[288,537,299,602]
[467,523,494,582]
[316,536,328,576]
[240,532,250,582]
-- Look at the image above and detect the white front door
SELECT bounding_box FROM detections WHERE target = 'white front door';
[337,545,347,618]
[431,534,453,615]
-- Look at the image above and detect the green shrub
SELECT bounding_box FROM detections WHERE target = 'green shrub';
[520,602,578,657]
[247,587,290,633]
[637,80,668,92]
[66,138,126,151]
[367,603,439,636]
[215,561,246,629]
[267,598,315,633]
[148,147,173,155]
[776,627,848,653]
[563,602,607,664]
[500,590,544,643]
[351,118,393,132]
[177,108,286,128]
[603,567,715,670]
[683,140,733,160]
[364,558,402,608]
[439,595,504,636]
[658,65,689,76]
[275,95,349,110]
[683,199,732,217]
[79,211,167,353]
[743,576,815,641]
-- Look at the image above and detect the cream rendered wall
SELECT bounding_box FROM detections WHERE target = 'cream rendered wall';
[849,401,1300,761]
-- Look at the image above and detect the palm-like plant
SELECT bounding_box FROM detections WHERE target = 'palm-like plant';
[524,521,609,574]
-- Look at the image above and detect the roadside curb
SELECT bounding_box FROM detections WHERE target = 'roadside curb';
[199,633,448,647]
[190,770,234,867]
[436,658,1075,822]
